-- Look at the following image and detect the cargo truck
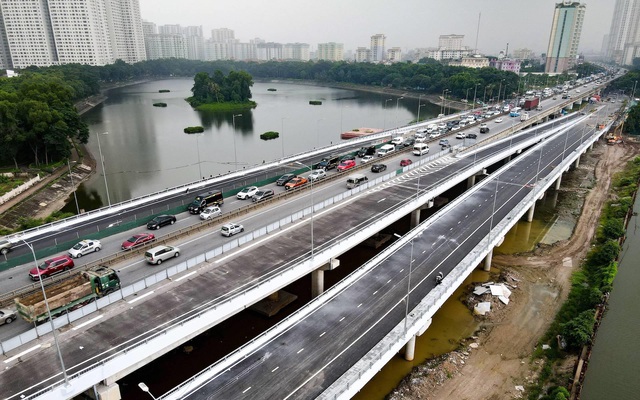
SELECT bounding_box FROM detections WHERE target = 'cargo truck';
[523,97,540,111]
[15,266,120,324]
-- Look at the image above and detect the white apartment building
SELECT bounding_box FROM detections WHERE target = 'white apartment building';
[257,42,282,60]
[0,0,145,69]
[141,20,156,35]
[427,48,471,61]
[545,1,586,73]
[211,28,234,43]
[355,47,370,62]
[317,42,343,61]
[438,34,464,50]
[386,47,402,62]
[283,43,309,61]
[450,55,490,68]
[145,34,187,60]
[370,33,385,62]
[606,0,640,65]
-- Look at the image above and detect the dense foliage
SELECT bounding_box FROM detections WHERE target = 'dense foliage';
[183,126,204,134]
[0,72,89,167]
[187,70,254,108]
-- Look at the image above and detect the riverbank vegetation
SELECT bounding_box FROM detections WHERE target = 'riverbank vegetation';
[526,156,640,400]
[186,70,256,111]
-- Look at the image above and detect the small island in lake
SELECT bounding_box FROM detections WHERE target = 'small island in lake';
[153,102,167,107]
[267,88,277,91]
[186,70,256,112]
[309,100,322,105]
[159,89,170,93]
[184,126,204,134]
[260,131,279,140]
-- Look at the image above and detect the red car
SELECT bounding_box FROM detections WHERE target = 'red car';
[284,177,308,190]
[29,255,74,281]
[400,159,413,167]
[121,233,155,250]
[337,159,356,172]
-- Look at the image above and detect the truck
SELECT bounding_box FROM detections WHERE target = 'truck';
[523,97,540,111]
[187,190,223,214]
[15,266,121,324]
[520,112,530,122]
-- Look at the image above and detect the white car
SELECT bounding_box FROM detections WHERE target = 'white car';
[200,206,222,220]
[495,117,503,123]
[68,240,101,258]
[308,169,327,182]
[450,125,460,131]
[236,186,259,200]
[0,307,17,326]
[221,223,244,237]
[455,132,466,139]
[361,155,374,163]
[391,137,404,145]
[429,132,441,139]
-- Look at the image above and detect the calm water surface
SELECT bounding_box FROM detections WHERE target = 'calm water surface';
[76,79,440,208]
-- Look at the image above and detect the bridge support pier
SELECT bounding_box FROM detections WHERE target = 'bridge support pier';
[467,175,476,189]
[410,209,421,228]
[312,259,341,298]
[555,176,562,190]
[404,335,416,361]
[483,250,493,272]
[88,382,120,400]
[590,142,594,151]
[526,203,536,222]
[573,155,580,169]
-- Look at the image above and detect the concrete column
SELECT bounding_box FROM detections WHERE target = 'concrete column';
[555,176,562,190]
[467,175,476,189]
[94,383,121,400]
[410,209,421,228]
[526,203,535,222]
[404,335,416,361]
[312,269,324,298]
[503,155,512,165]
[590,142,594,151]
[574,155,580,169]
[483,250,493,272]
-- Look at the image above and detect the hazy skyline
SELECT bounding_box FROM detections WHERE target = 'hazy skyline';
[139,0,613,56]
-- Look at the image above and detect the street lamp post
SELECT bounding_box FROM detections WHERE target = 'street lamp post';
[21,239,69,385]
[483,86,488,105]
[440,89,448,115]
[417,94,424,123]
[473,83,480,112]
[395,96,404,128]
[232,114,242,170]
[465,88,471,111]
[195,133,203,179]
[281,117,286,158]
[138,382,157,400]
[384,98,393,130]
[294,161,315,259]
[95,131,111,206]
[66,159,80,215]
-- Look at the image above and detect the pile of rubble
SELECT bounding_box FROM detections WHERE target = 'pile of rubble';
[464,272,520,318]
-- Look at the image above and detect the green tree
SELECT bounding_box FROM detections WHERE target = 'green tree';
[560,310,595,349]
[625,104,640,135]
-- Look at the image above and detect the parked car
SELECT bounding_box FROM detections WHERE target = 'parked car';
[121,233,155,250]
[308,169,327,182]
[371,164,387,173]
[221,223,244,237]
[252,189,275,202]
[0,307,17,326]
[337,159,356,172]
[400,159,413,167]
[361,155,374,163]
[29,255,74,280]
[276,173,296,186]
[200,205,222,220]
[0,238,12,255]
[144,245,180,265]
[146,214,177,230]
[466,132,478,139]
[68,239,102,258]
[237,186,259,200]
[285,177,308,190]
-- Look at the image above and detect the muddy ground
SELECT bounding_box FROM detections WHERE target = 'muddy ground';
[388,141,638,400]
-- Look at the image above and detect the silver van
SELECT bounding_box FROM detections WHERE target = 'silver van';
[346,174,369,189]
[377,144,395,157]
[144,245,180,265]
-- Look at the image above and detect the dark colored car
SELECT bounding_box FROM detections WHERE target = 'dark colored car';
[146,214,177,230]
[357,146,376,157]
[400,159,413,167]
[371,164,387,173]
[466,133,478,139]
[121,233,155,250]
[252,189,275,202]
[439,139,449,147]
[340,154,356,162]
[276,173,297,186]
[403,138,415,147]
[29,255,74,280]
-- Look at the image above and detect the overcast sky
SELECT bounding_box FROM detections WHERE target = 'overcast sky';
[139,0,613,56]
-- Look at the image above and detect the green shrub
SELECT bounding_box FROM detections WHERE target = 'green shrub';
[184,126,205,134]
[598,218,625,241]
[560,310,595,349]
[260,131,279,140]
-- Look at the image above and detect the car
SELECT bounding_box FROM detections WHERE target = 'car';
[466,132,478,139]
[221,223,244,237]
[0,307,17,326]
[0,238,12,255]
[276,173,296,186]
[285,177,308,190]
[371,163,387,173]
[357,146,376,157]
[144,245,180,265]
[403,138,415,147]
[337,159,356,172]
[121,233,155,250]
[200,205,222,220]
[495,117,503,123]
[450,125,460,131]
[29,255,74,280]
[252,189,275,202]
[439,139,449,146]
[553,97,557,100]
[237,186,259,200]
[479,123,489,134]
[340,154,356,162]
[68,239,102,258]
[400,159,412,167]
[429,132,442,138]
[391,137,404,145]
[308,169,327,182]
[361,155,374,163]
[146,214,176,230]
[455,132,466,139]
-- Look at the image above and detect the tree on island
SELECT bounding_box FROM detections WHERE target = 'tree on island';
[187,70,255,109]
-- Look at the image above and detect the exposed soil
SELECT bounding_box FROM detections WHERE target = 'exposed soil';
[388,141,638,400]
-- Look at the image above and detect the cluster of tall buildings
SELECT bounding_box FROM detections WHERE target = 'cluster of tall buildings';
[0,0,145,69]
[544,1,586,73]
[603,0,640,66]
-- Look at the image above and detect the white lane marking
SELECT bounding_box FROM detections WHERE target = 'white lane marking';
[174,271,197,282]
[319,332,326,337]
[372,290,378,295]
[242,387,252,394]
[272,367,279,372]
[297,348,304,354]
[377,198,386,203]
[72,315,104,331]
[339,317,345,322]
[4,344,41,363]
[127,291,154,304]
[357,303,362,308]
